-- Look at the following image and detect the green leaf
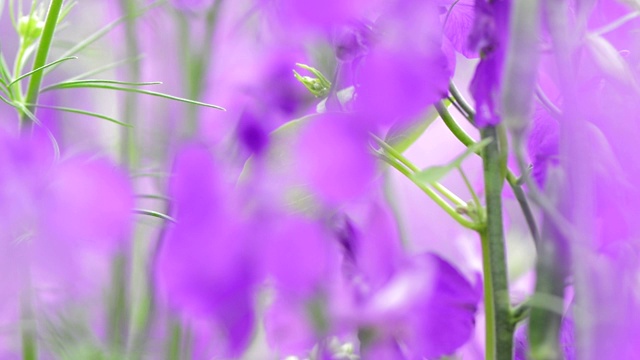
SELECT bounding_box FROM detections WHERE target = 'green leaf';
[9,56,77,87]
[26,103,131,127]
[41,79,161,92]
[133,209,176,223]
[42,83,225,110]
[413,138,493,184]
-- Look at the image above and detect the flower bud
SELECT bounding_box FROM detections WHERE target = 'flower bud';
[17,14,45,46]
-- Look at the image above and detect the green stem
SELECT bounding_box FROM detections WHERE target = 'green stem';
[480,230,496,360]
[373,135,467,206]
[439,101,540,244]
[378,153,481,230]
[21,292,37,360]
[459,166,482,219]
[481,126,514,359]
[20,0,64,133]
[108,253,128,355]
[167,320,182,360]
[448,82,475,118]
[118,0,141,168]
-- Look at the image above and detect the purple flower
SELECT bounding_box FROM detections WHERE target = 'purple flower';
[353,0,451,127]
[259,0,371,34]
[468,0,511,127]
[294,113,377,205]
[154,144,257,357]
[439,0,477,58]
[357,253,482,359]
[0,130,133,353]
[355,46,450,127]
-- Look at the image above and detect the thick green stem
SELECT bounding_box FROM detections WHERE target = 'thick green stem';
[20,0,64,132]
[480,230,496,360]
[438,101,540,243]
[481,126,514,359]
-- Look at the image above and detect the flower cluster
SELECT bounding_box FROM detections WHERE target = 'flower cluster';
[0,0,639,359]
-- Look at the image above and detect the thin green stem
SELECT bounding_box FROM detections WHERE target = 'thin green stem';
[21,0,64,132]
[506,171,540,245]
[436,101,476,148]
[481,126,514,359]
[448,81,475,118]
[459,166,483,219]
[439,100,541,244]
[373,135,466,207]
[378,153,481,231]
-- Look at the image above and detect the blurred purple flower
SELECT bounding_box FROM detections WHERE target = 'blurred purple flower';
[527,105,559,188]
[170,0,215,12]
[0,130,133,341]
[355,47,450,127]
[262,215,340,297]
[154,144,257,357]
[439,0,477,58]
[294,113,377,205]
[357,253,482,359]
[468,0,511,127]
[259,0,372,34]
[354,0,451,127]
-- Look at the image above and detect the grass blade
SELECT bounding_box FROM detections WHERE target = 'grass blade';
[41,79,161,92]
[9,56,77,87]
[27,103,131,127]
[45,83,225,110]
[134,209,176,223]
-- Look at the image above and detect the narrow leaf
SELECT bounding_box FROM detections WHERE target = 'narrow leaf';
[42,79,161,92]
[9,56,77,87]
[134,209,176,223]
[27,103,131,127]
[45,83,225,110]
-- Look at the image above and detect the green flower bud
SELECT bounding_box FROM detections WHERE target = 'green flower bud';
[293,63,331,98]
[18,14,45,46]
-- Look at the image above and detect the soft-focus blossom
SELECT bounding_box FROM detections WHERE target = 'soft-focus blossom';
[468,0,511,127]
[0,129,133,354]
[154,144,257,357]
[294,113,377,205]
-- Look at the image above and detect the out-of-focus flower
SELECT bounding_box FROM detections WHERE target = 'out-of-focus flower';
[0,130,133,353]
[353,0,450,128]
[294,113,376,205]
[355,253,482,359]
[258,0,373,34]
[154,144,257,357]
[439,0,477,59]
[468,0,511,127]
[170,0,215,12]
